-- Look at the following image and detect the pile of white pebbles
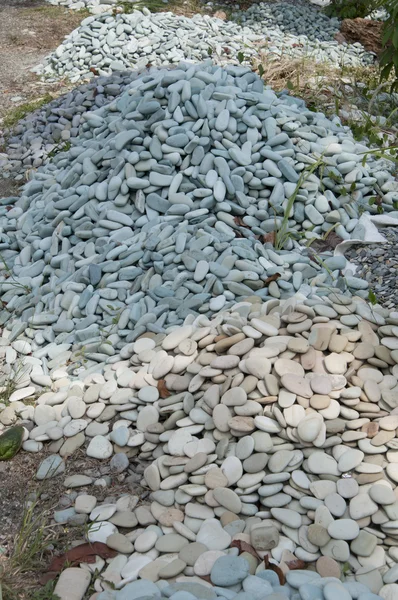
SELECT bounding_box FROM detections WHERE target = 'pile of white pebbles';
[0,62,398,600]
[46,0,123,15]
[38,11,261,82]
[4,288,398,600]
[36,6,375,84]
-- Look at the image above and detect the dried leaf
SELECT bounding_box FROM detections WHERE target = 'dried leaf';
[264,273,281,285]
[309,231,343,253]
[267,563,285,585]
[285,558,307,570]
[230,539,261,560]
[199,575,212,585]
[157,378,171,399]
[89,67,99,75]
[41,542,117,583]
[260,231,276,244]
[234,215,243,226]
[233,216,250,229]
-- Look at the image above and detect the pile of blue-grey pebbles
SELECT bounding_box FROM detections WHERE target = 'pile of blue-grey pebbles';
[35,5,375,85]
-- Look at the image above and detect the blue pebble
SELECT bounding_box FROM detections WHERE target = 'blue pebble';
[211,556,251,587]
[256,571,280,587]
[53,507,76,523]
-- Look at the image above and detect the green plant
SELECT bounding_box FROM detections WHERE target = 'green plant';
[341,561,351,578]
[325,0,382,19]
[237,51,245,64]
[273,154,327,250]
[359,144,398,166]
[273,141,398,250]
[46,140,71,160]
[380,0,398,91]
[115,0,204,16]
[368,289,379,305]
[9,501,53,571]
[72,345,89,368]
[116,0,165,13]
[82,568,102,600]
[0,493,57,599]
[0,426,24,461]
[0,373,19,408]
[30,581,60,600]
[0,254,32,296]
[0,359,33,407]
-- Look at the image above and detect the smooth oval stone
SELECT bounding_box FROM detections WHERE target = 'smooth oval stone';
[212,488,242,513]
[327,519,360,541]
[155,534,190,553]
[369,484,396,505]
[210,555,250,586]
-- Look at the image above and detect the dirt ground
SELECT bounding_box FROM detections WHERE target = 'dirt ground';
[0,0,86,197]
[0,0,85,120]
[0,452,42,547]
[0,444,145,597]
[0,178,21,198]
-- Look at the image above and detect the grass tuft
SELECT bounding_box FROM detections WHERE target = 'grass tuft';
[3,96,54,130]
[47,140,72,160]
[116,0,212,17]
[23,5,89,19]
[251,53,397,150]
[0,372,19,408]
[0,493,57,600]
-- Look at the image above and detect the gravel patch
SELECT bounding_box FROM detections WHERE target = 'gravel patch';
[346,227,398,310]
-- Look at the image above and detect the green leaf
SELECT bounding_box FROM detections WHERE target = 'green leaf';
[258,64,265,77]
[368,289,378,306]
[368,197,377,205]
[380,63,393,83]
[237,51,244,64]
[286,80,294,90]
[0,426,24,461]
[382,27,393,46]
